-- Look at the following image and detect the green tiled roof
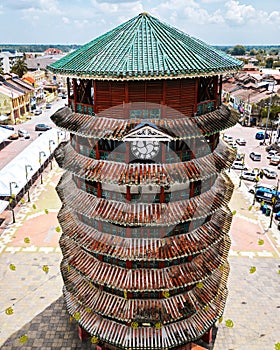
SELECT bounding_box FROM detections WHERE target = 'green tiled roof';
[48,13,243,80]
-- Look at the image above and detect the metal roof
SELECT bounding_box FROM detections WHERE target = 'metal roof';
[48,13,242,80]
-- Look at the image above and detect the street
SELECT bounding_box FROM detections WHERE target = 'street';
[0,98,66,169]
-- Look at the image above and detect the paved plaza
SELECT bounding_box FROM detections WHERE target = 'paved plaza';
[0,164,279,350]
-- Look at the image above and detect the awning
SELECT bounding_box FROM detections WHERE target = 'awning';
[0,199,9,214]
[0,128,67,197]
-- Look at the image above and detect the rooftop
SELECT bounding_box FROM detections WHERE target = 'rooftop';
[48,13,242,80]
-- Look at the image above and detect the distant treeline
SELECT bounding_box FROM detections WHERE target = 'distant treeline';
[0,44,81,53]
[0,44,279,54]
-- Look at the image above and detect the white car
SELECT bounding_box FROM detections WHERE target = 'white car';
[270,156,280,165]
[231,161,247,170]
[263,167,278,179]
[223,135,234,145]
[267,150,279,159]
[240,171,258,182]
[18,129,30,139]
[236,138,246,146]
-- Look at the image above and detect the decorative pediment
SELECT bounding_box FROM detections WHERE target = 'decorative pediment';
[123,122,174,142]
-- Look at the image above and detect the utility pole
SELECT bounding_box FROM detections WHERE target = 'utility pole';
[264,81,275,145]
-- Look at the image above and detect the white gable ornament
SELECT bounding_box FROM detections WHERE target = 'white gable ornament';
[123,123,173,160]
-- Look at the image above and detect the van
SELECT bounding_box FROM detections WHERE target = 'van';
[255,187,279,203]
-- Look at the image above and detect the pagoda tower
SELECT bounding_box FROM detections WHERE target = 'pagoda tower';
[48,13,242,349]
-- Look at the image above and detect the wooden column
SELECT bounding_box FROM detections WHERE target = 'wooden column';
[124,82,129,119]
[214,75,219,109]
[126,186,131,202]
[160,186,165,203]
[161,80,166,118]
[219,75,223,106]
[96,140,100,160]
[73,78,77,113]
[93,80,97,113]
[194,77,199,115]
[125,143,130,163]
[97,182,102,198]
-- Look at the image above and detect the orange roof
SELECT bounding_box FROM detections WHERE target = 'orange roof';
[23,76,35,84]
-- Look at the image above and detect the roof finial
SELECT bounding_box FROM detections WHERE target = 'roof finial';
[140,12,149,16]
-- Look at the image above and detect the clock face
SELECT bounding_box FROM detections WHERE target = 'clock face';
[131,140,160,159]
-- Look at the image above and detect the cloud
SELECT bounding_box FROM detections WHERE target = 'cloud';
[62,16,70,24]
[224,0,255,25]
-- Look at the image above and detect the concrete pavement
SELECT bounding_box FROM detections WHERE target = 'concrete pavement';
[0,164,279,349]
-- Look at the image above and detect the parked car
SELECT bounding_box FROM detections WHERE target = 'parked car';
[248,183,276,194]
[275,211,280,221]
[267,150,279,159]
[263,167,278,179]
[46,103,52,109]
[223,135,234,144]
[18,129,30,139]
[0,124,14,131]
[35,123,52,131]
[231,160,247,170]
[255,187,279,203]
[236,138,246,146]
[249,152,262,161]
[8,133,19,140]
[236,153,245,161]
[61,94,67,99]
[255,131,269,140]
[270,156,280,165]
[34,109,43,115]
[240,171,259,182]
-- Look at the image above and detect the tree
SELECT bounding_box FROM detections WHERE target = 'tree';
[231,45,246,56]
[10,57,28,78]
[265,57,274,68]
[249,48,257,56]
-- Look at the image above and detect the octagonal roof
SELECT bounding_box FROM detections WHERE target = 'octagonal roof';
[48,12,243,80]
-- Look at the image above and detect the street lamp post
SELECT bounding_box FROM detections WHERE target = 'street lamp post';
[25,165,33,202]
[239,154,245,188]
[49,140,55,170]
[264,81,275,145]
[252,168,260,206]
[39,151,46,184]
[9,181,18,224]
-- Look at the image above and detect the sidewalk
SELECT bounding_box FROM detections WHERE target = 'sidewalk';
[0,166,279,349]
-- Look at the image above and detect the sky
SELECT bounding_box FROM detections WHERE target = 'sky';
[0,0,279,46]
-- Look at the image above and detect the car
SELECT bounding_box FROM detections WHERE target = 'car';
[240,171,259,182]
[255,131,269,140]
[46,103,52,109]
[267,150,279,159]
[275,211,280,221]
[0,124,14,131]
[223,135,234,144]
[34,109,43,115]
[270,156,280,165]
[8,133,19,140]
[248,183,276,194]
[18,129,30,139]
[61,94,67,99]
[236,138,246,146]
[35,123,52,131]
[249,152,261,161]
[263,167,278,179]
[231,160,247,170]
[255,187,279,203]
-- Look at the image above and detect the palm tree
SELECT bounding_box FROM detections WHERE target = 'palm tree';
[10,57,28,78]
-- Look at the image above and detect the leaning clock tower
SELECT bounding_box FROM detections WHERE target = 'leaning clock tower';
[48,12,242,350]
